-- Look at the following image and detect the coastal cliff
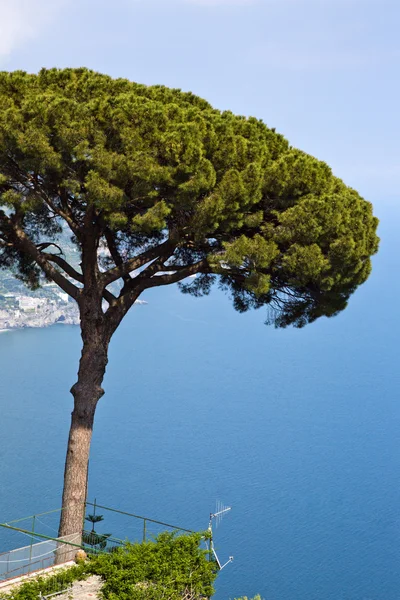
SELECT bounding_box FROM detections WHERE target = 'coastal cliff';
[0,301,80,331]
[0,296,146,331]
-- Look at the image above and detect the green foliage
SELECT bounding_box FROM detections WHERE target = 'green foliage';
[0,564,86,600]
[83,508,111,552]
[0,68,379,327]
[0,532,215,600]
[87,531,216,600]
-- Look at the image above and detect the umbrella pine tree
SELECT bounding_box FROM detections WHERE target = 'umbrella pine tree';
[0,68,379,540]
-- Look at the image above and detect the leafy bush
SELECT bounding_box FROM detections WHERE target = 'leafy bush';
[0,564,87,600]
[87,531,216,599]
[0,531,215,600]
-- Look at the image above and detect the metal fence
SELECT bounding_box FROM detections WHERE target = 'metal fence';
[0,533,80,583]
[84,501,193,544]
[0,500,194,584]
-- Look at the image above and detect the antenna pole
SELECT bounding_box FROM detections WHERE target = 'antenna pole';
[208,512,213,562]
[207,504,233,569]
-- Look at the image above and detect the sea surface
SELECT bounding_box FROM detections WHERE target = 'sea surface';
[0,204,399,600]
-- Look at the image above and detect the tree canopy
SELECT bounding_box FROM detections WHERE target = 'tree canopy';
[0,68,379,541]
[0,68,379,328]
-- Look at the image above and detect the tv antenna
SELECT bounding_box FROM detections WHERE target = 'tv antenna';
[207,501,233,570]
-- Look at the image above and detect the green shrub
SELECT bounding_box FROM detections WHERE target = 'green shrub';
[88,531,216,599]
[0,564,87,600]
[0,531,215,600]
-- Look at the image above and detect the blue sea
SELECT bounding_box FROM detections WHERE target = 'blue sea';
[0,204,399,600]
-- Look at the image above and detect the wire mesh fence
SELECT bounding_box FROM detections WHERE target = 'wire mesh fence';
[0,533,80,582]
[0,500,194,584]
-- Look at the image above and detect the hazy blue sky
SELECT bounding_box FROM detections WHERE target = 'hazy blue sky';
[0,0,398,211]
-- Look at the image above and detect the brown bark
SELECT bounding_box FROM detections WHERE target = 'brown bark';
[56,292,110,561]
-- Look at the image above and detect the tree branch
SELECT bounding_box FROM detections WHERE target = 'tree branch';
[0,211,80,300]
[141,259,210,289]
[3,158,82,237]
[40,252,84,284]
[104,288,141,338]
[30,177,81,238]
[45,195,81,237]
[103,228,131,286]
[102,253,194,333]
[58,190,82,237]
[101,239,175,287]
[127,253,175,285]
[102,288,117,306]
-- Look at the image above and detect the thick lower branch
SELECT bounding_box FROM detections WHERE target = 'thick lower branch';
[0,211,80,299]
[141,259,210,289]
[41,252,84,283]
[101,239,175,287]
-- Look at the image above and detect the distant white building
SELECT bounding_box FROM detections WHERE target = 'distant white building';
[57,292,69,303]
[18,296,46,311]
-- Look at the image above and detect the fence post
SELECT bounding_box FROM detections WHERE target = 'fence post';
[143,519,147,543]
[29,515,36,562]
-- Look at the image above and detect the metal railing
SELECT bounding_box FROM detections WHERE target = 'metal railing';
[0,500,193,583]
[0,532,80,583]
[85,501,193,543]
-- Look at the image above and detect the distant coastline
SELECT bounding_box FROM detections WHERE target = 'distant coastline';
[0,299,147,332]
[0,231,150,333]
[0,302,80,332]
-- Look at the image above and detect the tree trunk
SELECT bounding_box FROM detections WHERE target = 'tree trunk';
[56,308,109,562]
